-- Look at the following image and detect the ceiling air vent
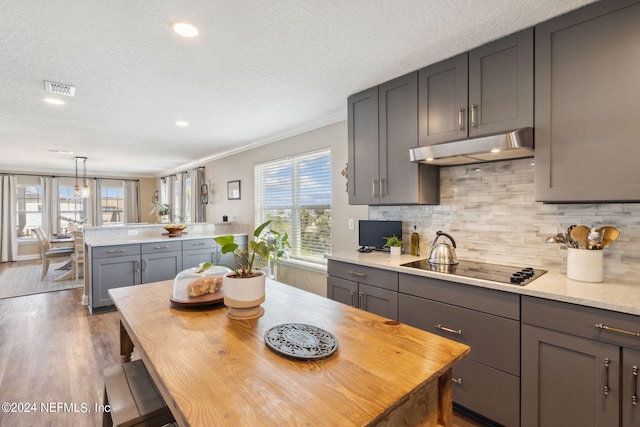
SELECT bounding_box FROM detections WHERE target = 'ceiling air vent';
[44,80,76,97]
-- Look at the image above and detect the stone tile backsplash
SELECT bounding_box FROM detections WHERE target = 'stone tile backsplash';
[369,158,640,284]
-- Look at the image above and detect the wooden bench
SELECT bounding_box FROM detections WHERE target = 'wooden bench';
[103,359,176,427]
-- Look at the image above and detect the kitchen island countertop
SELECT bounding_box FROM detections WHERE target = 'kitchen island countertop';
[327,251,640,316]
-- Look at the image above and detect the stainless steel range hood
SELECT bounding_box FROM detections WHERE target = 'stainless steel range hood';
[409,128,533,166]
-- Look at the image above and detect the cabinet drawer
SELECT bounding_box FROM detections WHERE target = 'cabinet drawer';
[142,240,182,254]
[399,273,519,320]
[182,238,216,251]
[453,357,520,427]
[399,293,519,375]
[327,260,398,291]
[522,296,640,351]
[92,244,141,259]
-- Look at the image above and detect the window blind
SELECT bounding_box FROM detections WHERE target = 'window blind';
[255,149,332,264]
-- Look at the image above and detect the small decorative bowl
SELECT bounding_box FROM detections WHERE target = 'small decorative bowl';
[163,224,186,237]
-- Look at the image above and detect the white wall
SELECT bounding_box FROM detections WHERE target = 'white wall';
[201,120,368,293]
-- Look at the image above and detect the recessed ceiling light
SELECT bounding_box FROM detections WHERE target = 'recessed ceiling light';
[173,22,199,38]
[43,97,65,105]
[175,121,189,127]
[48,149,74,155]
[490,148,501,153]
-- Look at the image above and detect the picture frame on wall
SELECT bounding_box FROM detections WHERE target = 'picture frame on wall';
[227,180,241,200]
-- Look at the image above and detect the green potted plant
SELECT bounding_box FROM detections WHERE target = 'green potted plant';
[149,202,171,223]
[263,228,290,280]
[384,235,403,256]
[201,221,276,319]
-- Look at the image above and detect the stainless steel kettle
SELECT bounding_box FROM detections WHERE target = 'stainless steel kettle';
[428,231,459,265]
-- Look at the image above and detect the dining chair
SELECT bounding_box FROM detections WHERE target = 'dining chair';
[70,230,84,282]
[33,226,74,281]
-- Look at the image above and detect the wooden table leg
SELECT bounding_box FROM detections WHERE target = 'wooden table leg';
[120,320,134,363]
[437,368,453,427]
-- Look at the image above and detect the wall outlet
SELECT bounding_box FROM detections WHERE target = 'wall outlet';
[128,229,138,236]
[348,219,354,230]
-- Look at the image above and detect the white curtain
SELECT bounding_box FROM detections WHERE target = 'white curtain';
[0,175,18,262]
[87,179,102,226]
[41,176,59,236]
[189,168,205,223]
[124,180,139,223]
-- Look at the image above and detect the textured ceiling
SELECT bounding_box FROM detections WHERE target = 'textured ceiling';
[0,0,596,178]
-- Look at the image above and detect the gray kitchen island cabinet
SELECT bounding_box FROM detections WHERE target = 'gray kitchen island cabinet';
[535,0,640,202]
[522,296,640,427]
[326,260,398,320]
[140,241,183,284]
[91,244,142,311]
[418,29,533,146]
[398,273,520,427]
[347,72,439,206]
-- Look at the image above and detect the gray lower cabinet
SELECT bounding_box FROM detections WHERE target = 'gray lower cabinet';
[326,260,398,320]
[141,241,182,284]
[398,273,520,427]
[418,29,533,146]
[182,238,217,269]
[522,296,640,427]
[91,244,142,311]
[534,0,640,202]
[347,73,439,206]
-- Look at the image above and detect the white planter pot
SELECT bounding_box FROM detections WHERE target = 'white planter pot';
[223,271,266,319]
[390,246,402,256]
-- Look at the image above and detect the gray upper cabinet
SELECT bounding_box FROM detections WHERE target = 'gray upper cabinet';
[348,73,439,205]
[419,29,533,146]
[535,0,640,202]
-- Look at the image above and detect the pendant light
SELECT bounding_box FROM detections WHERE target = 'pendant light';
[73,156,90,198]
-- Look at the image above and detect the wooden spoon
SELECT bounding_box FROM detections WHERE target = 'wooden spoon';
[598,226,620,249]
[569,225,590,249]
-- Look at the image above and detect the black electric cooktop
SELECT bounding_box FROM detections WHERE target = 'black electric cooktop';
[400,259,547,286]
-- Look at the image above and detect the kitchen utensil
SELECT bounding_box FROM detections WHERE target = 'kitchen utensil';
[567,225,579,248]
[569,226,590,249]
[428,231,458,265]
[598,226,620,249]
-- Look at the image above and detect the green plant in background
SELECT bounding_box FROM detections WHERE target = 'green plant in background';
[383,235,403,248]
[149,202,170,216]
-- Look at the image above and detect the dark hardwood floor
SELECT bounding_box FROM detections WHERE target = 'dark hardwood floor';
[0,287,485,426]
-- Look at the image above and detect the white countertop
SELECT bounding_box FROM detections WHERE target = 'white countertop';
[327,251,640,316]
[85,232,246,247]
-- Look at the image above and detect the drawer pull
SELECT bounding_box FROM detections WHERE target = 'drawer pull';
[153,245,170,249]
[604,358,610,396]
[451,377,463,385]
[595,323,640,337]
[633,366,638,406]
[435,324,462,335]
[108,249,126,254]
[348,271,367,278]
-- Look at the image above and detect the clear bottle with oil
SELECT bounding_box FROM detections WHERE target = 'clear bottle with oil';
[410,226,420,256]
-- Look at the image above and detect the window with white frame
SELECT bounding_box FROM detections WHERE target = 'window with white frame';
[16,177,43,239]
[254,148,332,264]
[100,179,124,224]
[58,182,87,232]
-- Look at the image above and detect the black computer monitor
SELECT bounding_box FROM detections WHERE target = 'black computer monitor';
[358,220,403,251]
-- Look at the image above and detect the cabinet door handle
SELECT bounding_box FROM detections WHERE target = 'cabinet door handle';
[451,377,463,385]
[470,104,478,128]
[142,259,147,271]
[372,179,378,197]
[379,178,385,198]
[595,323,640,337]
[350,290,356,307]
[359,291,364,310]
[435,324,462,335]
[458,107,465,131]
[633,366,638,406]
[348,270,367,278]
[604,358,610,396]
[135,260,140,272]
